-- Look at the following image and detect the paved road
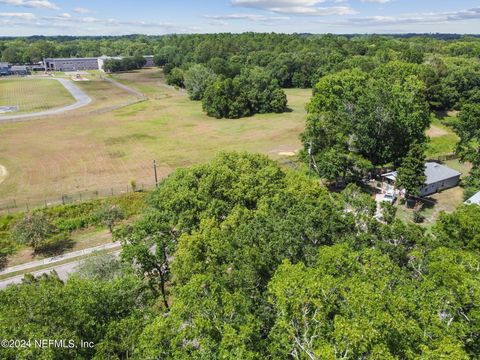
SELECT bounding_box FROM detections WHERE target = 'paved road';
[0,242,121,276]
[0,250,121,289]
[0,77,92,121]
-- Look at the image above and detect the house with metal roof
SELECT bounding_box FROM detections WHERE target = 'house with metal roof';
[382,162,461,197]
[465,191,480,205]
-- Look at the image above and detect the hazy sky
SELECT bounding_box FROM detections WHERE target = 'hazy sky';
[0,0,479,36]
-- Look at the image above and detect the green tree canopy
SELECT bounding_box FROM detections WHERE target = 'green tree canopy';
[184,64,217,101]
[396,143,427,197]
[202,67,288,119]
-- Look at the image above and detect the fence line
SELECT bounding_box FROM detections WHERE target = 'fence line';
[427,153,459,162]
[0,181,157,215]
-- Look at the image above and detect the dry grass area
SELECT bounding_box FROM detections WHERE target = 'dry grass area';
[0,69,310,206]
[0,78,75,115]
[395,186,465,228]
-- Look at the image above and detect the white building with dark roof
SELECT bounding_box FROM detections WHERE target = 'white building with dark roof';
[382,162,461,197]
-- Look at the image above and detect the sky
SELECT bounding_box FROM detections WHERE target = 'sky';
[0,0,479,36]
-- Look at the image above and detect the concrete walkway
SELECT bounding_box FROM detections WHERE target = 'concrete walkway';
[0,249,121,289]
[0,77,92,121]
[0,241,121,277]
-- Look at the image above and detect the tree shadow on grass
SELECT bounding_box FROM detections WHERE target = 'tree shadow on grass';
[35,235,75,257]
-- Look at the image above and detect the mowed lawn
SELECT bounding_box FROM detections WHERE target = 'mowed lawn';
[0,78,75,115]
[0,69,311,206]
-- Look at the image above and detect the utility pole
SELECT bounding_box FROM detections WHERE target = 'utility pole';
[153,160,158,187]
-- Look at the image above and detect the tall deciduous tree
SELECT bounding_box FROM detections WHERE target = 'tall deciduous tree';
[396,143,427,197]
[184,64,217,101]
[455,103,480,167]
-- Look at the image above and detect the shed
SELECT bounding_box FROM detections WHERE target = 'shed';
[465,191,480,205]
[382,162,461,197]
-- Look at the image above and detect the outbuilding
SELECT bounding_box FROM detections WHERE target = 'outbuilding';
[465,191,480,205]
[382,162,461,197]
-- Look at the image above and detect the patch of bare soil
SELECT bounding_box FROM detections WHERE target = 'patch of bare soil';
[427,125,449,138]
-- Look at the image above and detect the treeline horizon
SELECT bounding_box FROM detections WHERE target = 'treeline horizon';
[1,33,480,41]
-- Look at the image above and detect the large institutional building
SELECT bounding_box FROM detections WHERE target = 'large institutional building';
[43,55,155,72]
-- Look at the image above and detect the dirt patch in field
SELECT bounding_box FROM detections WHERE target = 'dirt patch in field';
[427,125,449,138]
[0,165,8,185]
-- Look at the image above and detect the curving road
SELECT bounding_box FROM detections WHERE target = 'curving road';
[0,77,92,122]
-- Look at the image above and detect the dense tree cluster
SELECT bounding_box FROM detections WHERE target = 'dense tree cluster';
[0,270,155,359]
[2,153,478,359]
[301,64,431,183]
[202,67,288,119]
[2,34,479,112]
[103,55,146,73]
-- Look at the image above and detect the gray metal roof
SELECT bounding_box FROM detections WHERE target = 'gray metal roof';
[44,57,99,61]
[0,62,9,67]
[424,162,461,185]
[10,65,27,71]
[465,191,480,205]
[382,162,461,185]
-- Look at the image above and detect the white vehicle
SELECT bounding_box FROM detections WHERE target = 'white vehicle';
[382,191,397,204]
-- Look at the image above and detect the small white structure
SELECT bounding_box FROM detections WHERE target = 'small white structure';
[382,162,461,197]
[465,191,480,205]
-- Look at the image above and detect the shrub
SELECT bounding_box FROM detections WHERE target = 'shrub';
[413,211,425,223]
[93,205,124,233]
[0,238,15,269]
[11,213,56,250]
[380,202,397,224]
[166,67,184,88]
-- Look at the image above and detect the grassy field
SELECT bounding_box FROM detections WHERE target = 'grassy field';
[426,117,459,157]
[0,78,75,115]
[0,69,310,206]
